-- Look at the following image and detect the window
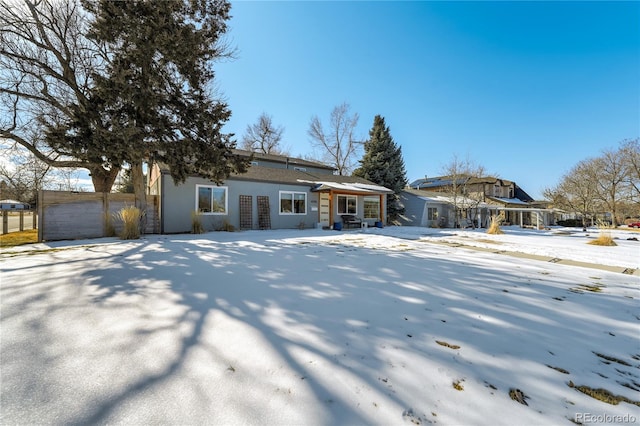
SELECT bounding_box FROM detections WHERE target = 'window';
[280,191,306,214]
[363,196,379,219]
[337,195,357,215]
[427,207,438,220]
[196,185,227,214]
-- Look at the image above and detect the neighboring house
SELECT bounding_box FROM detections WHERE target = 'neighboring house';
[398,189,496,228]
[402,175,554,228]
[148,150,392,233]
[0,199,30,210]
[398,189,452,227]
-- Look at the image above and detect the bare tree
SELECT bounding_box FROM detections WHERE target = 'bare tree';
[620,138,640,202]
[441,155,486,228]
[0,0,120,192]
[308,103,360,175]
[0,144,51,205]
[241,113,288,155]
[589,148,629,226]
[544,159,600,228]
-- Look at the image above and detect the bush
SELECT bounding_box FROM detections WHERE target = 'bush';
[556,219,584,227]
[115,205,141,240]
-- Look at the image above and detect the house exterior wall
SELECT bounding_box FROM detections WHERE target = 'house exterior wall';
[397,192,426,226]
[160,174,320,233]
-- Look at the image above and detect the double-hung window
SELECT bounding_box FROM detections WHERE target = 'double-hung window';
[280,191,306,214]
[337,195,357,215]
[363,196,379,219]
[196,185,228,214]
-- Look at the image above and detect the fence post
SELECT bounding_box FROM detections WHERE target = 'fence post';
[2,211,7,234]
[38,190,43,242]
[33,210,37,230]
[19,211,24,231]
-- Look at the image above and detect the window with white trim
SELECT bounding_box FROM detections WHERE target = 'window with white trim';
[196,185,228,214]
[363,195,379,219]
[337,195,357,215]
[279,191,307,214]
[427,207,438,220]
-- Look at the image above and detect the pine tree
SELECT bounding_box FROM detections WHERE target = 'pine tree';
[73,0,247,222]
[353,115,407,222]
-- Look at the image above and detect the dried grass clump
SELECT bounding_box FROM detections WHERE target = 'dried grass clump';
[487,215,504,235]
[588,221,617,246]
[103,212,116,237]
[217,219,235,232]
[115,205,141,240]
[191,211,205,234]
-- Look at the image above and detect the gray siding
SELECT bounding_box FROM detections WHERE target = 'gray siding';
[161,174,320,233]
[397,191,452,227]
[397,192,426,226]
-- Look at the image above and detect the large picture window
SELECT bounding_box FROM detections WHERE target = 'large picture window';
[337,195,357,215]
[280,191,307,214]
[196,185,227,214]
[363,196,379,219]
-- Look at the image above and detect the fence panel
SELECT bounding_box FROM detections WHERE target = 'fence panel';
[39,191,158,242]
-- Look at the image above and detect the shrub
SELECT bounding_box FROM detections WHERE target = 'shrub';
[191,211,205,234]
[557,219,584,227]
[487,215,504,235]
[115,205,141,240]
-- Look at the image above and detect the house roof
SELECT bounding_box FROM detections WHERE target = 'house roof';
[154,151,392,194]
[229,167,392,193]
[409,175,514,189]
[232,149,335,171]
[306,181,394,194]
[0,199,29,205]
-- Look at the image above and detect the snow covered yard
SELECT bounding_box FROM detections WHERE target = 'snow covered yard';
[1,226,639,425]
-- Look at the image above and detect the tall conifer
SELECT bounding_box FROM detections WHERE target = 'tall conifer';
[75,0,247,220]
[354,115,407,222]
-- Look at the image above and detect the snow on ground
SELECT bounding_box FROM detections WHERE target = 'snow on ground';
[1,226,639,425]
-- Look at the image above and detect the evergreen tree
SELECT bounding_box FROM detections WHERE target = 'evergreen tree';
[354,115,407,222]
[72,0,247,222]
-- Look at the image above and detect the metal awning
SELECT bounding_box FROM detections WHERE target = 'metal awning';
[303,180,393,194]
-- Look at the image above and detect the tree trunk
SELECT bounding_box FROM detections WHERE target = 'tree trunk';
[90,165,121,193]
[131,160,147,233]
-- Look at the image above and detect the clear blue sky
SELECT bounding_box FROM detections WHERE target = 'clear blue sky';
[215,1,640,199]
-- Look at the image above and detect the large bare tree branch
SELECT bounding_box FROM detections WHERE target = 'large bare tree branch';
[0,0,119,191]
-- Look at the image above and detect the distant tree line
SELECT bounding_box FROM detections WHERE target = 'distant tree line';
[544,139,640,227]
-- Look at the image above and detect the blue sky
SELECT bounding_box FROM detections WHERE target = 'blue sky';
[215,1,640,199]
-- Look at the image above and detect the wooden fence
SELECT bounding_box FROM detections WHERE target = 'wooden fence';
[38,191,159,242]
[1,210,37,234]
